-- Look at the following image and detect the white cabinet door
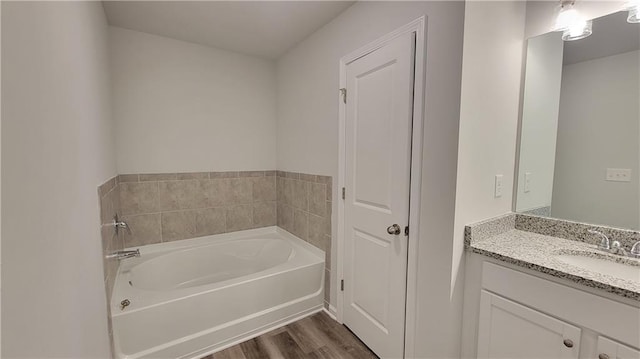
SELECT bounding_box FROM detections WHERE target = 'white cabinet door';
[477,290,581,358]
[597,336,640,359]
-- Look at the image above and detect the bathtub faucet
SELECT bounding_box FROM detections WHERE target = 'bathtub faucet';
[106,249,140,260]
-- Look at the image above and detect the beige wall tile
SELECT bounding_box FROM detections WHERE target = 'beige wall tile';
[98,177,117,198]
[324,202,332,236]
[177,172,209,180]
[158,180,207,211]
[122,213,162,247]
[253,201,276,227]
[210,171,238,178]
[161,211,196,242]
[100,189,115,225]
[308,183,326,217]
[324,235,331,270]
[308,214,326,250]
[291,180,308,210]
[277,203,293,231]
[139,173,177,181]
[252,176,276,202]
[226,205,253,232]
[276,177,283,202]
[225,178,252,204]
[118,174,139,183]
[194,207,226,236]
[120,182,159,215]
[100,224,116,255]
[282,178,293,205]
[203,179,226,207]
[239,171,264,177]
[300,173,316,182]
[293,209,308,240]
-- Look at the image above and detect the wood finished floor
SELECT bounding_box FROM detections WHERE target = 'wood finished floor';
[202,312,378,359]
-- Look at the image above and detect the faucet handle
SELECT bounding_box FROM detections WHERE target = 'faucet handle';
[630,241,640,258]
[610,241,627,256]
[588,229,610,250]
[113,214,132,235]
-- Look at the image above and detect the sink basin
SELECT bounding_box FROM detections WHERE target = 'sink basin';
[555,253,640,282]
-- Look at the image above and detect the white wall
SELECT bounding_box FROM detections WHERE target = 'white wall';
[552,50,639,230]
[456,1,527,356]
[1,1,114,357]
[276,1,465,357]
[525,1,627,38]
[110,27,277,174]
[516,32,564,212]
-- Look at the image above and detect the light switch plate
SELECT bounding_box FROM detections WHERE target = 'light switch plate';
[606,168,632,182]
[495,174,503,198]
[524,172,532,193]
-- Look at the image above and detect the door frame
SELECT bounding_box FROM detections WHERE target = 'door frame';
[336,16,427,358]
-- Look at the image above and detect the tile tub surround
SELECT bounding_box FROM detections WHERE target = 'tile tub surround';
[98,175,124,355]
[465,213,640,301]
[117,171,277,246]
[276,171,332,308]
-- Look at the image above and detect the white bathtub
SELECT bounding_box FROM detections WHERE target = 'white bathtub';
[110,227,325,359]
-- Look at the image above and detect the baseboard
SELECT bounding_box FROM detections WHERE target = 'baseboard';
[323,306,339,322]
[188,305,323,359]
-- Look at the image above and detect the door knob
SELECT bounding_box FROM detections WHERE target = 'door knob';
[387,224,401,235]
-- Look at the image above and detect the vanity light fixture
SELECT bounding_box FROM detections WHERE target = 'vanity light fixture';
[626,0,640,23]
[554,0,593,41]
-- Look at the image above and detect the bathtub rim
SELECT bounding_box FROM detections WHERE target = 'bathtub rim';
[111,227,325,314]
[123,226,324,258]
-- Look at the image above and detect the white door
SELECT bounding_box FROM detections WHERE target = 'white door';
[477,290,581,359]
[597,336,640,359]
[343,32,415,358]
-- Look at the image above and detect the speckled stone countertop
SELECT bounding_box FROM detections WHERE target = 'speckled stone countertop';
[466,214,640,301]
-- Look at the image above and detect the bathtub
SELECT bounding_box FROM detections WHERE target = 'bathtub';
[110,227,325,359]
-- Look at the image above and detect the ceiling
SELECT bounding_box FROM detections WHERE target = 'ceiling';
[563,11,640,65]
[102,1,355,60]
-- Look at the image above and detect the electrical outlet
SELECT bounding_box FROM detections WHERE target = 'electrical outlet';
[605,168,632,182]
[524,172,532,193]
[495,174,503,198]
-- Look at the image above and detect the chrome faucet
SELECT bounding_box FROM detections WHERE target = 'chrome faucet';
[105,249,140,260]
[588,229,610,251]
[610,241,627,256]
[112,214,131,235]
[630,241,640,258]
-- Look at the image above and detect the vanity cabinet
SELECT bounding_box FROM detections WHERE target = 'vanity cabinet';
[597,336,640,359]
[477,290,581,358]
[464,259,640,359]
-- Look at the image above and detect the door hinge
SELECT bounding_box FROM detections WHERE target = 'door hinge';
[405,225,409,236]
[342,187,346,200]
[340,279,344,291]
[339,88,347,104]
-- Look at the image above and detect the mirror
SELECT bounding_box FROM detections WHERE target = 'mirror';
[516,11,640,230]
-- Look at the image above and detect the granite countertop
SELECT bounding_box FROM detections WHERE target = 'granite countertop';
[466,214,640,301]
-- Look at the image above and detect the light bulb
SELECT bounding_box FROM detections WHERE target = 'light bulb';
[626,0,640,23]
[628,7,640,23]
[562,19,592,41]
[555,8,580,30]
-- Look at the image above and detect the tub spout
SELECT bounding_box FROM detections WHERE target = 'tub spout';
[106,249,140,260]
